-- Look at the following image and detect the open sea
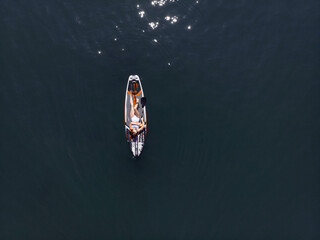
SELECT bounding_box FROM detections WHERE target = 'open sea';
[1,0,319,239]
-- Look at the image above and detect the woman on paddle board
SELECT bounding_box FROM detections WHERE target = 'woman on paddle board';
[129,91,145,138]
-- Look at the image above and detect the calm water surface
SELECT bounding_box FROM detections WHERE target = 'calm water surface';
[1,0,319,239]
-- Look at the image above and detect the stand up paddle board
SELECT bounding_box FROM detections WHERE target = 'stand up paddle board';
[124,75,147,157]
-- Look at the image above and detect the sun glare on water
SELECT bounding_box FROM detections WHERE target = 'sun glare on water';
[111,0,201,65]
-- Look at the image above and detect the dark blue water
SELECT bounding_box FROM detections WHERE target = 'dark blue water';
[1,0,319,239]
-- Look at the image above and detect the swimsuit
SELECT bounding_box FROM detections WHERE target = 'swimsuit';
[131,115,140,129]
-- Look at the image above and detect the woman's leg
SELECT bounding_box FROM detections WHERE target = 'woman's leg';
[130,91,140,118]
[130,92,134,118]
[134,104,140,118]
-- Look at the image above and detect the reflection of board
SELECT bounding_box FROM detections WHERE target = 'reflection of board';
[124,75,147,157]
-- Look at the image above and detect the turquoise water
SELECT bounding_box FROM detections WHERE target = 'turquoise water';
[1,0,319,239]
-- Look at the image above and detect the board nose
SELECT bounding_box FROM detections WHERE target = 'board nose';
[129,75,140,81]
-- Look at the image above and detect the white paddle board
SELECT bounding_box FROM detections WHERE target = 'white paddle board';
[124,75,147,157]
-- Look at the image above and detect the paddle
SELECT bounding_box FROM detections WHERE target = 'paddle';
[141,97,147,108]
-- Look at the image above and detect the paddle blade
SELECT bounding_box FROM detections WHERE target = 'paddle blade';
[141,97,146,108]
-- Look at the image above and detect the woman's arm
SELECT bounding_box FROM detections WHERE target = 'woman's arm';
[138,121,145,132]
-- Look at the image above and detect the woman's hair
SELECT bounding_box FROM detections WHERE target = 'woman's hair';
[130,128,137,136]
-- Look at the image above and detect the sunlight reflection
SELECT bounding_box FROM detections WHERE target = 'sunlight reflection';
[151,0,179,7]
[135,0,199,31]
[148,22,159,29]
[138,11,145,18]
[109,0,201,60]
[164,16,178,24]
